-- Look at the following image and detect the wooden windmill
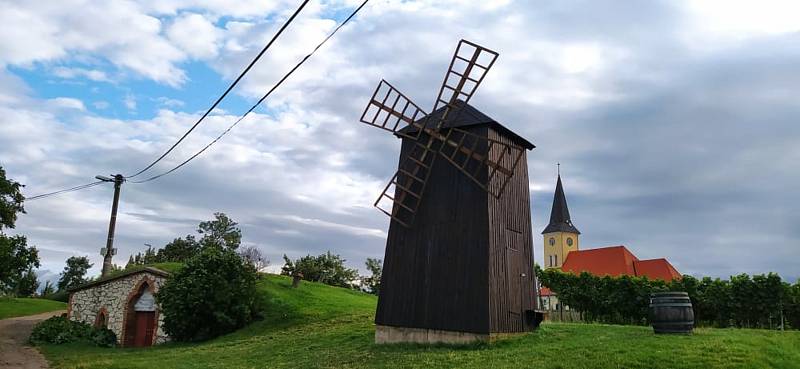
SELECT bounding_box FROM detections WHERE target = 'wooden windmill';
[358,40,541,344]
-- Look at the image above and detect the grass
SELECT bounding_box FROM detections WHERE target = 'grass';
[41,274,800,369]
[0,297,66,319]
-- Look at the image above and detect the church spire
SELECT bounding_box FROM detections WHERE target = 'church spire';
[542,172,580,234]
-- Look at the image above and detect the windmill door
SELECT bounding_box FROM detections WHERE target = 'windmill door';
[133,312,155,347]
[506,228,524,328]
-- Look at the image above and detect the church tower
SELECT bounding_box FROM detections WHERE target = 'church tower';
[542,173,580,269]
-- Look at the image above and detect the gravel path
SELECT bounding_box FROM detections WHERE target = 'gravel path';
[0,310,65,369]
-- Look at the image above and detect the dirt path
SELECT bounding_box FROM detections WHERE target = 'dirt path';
[0,310,65,369]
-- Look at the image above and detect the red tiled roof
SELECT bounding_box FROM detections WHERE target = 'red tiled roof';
[539,287,553,296]
[561,246,637,277]
[560,245,681,281]
[634,258,682,281]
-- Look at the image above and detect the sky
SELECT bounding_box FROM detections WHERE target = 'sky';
[0,0,798,286]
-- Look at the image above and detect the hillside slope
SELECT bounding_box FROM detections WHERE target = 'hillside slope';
[42,274,800,369]
[0,298,66,320]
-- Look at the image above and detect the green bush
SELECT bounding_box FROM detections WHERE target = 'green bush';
[30,315,90,344]
[538,267,798,329]
[44,290,69,303]
[157,246,260,342]
[29,315,115,347]
[91,327,118,347]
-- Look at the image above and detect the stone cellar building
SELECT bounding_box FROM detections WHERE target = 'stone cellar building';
[68,267,170,347]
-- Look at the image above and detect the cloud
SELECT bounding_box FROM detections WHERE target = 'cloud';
[166,13,221,59]
[124,94,137,110]
[48,97,86,111]
[51,67,110,82]
[0,1,186,86]
[155,97,184,108]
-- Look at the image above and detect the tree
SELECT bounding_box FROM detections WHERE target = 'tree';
[0,234,40,294]
[57,256,92,291]
[239,246,268,272]
[41,280,55,297]
[786,280,800,329]
[157,235,200,263]
[281,251,359,288]
[142,245,158,264]
[15,268,39,297]
[157,246,259,342]
[197,213,241,250]
[0,166,25,230]
[125,255,135,269]
[361,258,382,295]
[0,166,40,296]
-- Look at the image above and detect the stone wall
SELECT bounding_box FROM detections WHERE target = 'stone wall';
[69,271,168,345]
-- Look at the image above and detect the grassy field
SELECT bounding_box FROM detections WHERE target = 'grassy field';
[41,275,800,369]
[0,297,66,319]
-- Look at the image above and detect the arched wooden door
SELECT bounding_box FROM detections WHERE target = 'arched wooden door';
[125,285,157,347]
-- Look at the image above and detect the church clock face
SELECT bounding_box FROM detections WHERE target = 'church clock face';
[549,238,555,246]
[567,237,574,246]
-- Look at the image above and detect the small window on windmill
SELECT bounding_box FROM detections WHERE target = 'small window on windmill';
[505,227,522,251]
[134,290,156,312]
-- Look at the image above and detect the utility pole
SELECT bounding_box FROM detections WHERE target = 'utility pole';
[97,174,124,277]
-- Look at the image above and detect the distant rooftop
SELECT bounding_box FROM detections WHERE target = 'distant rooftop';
[561,245,681,281]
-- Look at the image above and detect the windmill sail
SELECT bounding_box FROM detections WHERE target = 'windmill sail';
[363,39,516,227]
[360,80,427,140]
[430,40,498,130]
[374,138,438,227]
[436,127,525,198]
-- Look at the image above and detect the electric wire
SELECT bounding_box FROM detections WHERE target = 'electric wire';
[130,0,370,184]
[125,0,310,179]
[26,180,105,201]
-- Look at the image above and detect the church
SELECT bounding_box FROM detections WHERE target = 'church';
[539,172,681,310]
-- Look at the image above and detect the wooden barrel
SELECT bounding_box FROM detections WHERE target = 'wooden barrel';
[649,292,694,334]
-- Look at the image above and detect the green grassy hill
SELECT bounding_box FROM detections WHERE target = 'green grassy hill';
[42,275,800,369]
[0,297,66,319]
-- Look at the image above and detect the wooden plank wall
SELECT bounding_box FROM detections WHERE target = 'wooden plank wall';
[375,126,491,334]
[487,127,537,333]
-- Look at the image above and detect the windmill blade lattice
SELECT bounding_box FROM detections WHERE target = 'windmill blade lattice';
[374,139,438,227]
[360,39,518,227]
[430,40,498,129]
[436,127,525,197]
[360,80,427,140]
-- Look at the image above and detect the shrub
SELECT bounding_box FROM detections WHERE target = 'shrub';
[29,315,115,347]
[157,246,260,342]
[91,327,118,347]
[281,251,359,288]
[44,290,69,302]
[538,268,798,329]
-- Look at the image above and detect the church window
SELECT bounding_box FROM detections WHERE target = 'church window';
[567,238,574,246]
[555,255,558,266]
[549,238,555,246]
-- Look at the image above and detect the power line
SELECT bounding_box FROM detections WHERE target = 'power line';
[130,0,370,184]
[26,180,105,201]
[125,0,311,179]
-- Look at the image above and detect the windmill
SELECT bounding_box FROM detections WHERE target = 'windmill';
[358,40,542,344]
